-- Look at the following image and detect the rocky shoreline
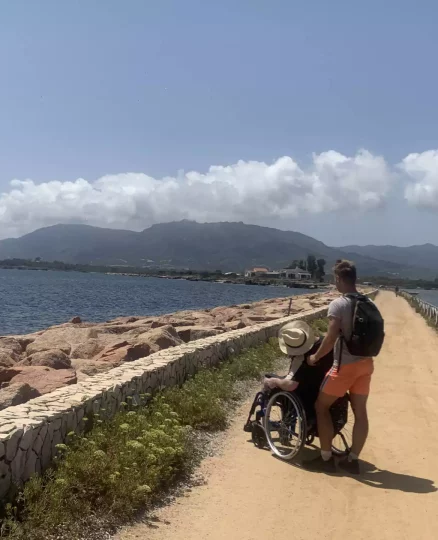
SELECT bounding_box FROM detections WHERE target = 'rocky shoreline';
[0,290,340,410]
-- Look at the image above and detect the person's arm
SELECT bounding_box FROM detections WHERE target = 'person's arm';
[264,377,299,392]
[307,317,341,365]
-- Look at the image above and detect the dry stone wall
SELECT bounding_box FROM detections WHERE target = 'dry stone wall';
[0,296,376,498]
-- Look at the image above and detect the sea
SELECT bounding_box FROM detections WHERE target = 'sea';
[405,289,438,307]
[0,269,321,336]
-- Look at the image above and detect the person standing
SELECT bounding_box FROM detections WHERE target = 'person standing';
[302,260,384,474]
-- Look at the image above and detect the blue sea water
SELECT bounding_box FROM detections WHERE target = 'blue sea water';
[406,289,438,308]
[0,269,320,335]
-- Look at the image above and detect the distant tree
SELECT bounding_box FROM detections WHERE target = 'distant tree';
[298,260,307,270]
[286,260,300,269]
[316,258,326,282]
[306,255,317,278]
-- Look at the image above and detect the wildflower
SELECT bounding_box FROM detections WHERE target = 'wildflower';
[55,478,67,486]
[134,485,152,500]
[126,440,145,451]
[55,444,68,452]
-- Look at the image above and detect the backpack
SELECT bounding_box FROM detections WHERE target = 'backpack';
[343,294,385,357]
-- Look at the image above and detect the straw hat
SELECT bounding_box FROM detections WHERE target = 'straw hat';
[278,320,316,356]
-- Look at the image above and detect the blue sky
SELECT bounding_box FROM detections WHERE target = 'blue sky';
[1,0,438,246]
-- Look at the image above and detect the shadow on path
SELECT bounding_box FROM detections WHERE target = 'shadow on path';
[354,460,437,494]
[287,449,438,494]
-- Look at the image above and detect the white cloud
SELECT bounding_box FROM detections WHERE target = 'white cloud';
[401,150,438,209]
[0,149,394,238]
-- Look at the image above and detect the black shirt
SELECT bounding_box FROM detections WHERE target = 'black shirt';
[292,338,334,416]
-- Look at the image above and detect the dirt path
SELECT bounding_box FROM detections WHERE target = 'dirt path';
[116,292,438,540]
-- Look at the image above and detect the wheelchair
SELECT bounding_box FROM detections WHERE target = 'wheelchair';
[244,387,353,461]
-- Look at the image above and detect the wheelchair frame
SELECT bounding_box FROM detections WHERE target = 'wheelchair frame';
[244,389,351,461]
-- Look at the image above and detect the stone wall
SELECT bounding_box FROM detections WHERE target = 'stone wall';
[0,294,375,498]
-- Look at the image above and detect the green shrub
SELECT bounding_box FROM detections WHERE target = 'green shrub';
[3,404,193,539]
[309,317,329,335]
[161,342,281,430]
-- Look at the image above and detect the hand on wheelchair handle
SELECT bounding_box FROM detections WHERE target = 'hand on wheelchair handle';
[307,354,318,366]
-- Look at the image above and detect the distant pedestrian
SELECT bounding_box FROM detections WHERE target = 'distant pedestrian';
[395,286,399,297]
[302,260,384,475]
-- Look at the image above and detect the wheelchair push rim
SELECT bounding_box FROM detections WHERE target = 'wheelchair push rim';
[264,391,307,461]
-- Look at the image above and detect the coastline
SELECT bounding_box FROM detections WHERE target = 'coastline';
[1,262,327,290]
[0,290,338,409]
[0,268,328,336]
[400,289,438,330]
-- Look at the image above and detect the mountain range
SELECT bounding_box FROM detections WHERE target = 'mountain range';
[0,221,437,279]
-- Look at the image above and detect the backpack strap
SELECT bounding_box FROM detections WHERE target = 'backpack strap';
[344,293,365,325]
[344,292,363,307]
[337,293,363,370]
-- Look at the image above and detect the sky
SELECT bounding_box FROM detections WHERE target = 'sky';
[1,0,438,247]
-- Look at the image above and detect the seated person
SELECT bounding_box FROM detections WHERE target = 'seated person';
[263,321,334,419]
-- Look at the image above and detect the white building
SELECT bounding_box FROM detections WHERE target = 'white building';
[280,267,312,280]
[245,267,270,278]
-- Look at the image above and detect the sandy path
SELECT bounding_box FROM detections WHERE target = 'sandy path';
[116,292,438,540]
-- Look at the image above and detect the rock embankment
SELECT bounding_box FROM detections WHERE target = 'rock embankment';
[0,291,339,409]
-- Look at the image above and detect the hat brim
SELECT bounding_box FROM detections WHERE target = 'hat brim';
[278,320,316,356]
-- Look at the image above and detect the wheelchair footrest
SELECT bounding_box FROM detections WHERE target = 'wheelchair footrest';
[243,421,254,433]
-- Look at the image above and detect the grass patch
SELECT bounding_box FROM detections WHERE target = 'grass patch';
[0,340,283,539]
[309,317,329,335]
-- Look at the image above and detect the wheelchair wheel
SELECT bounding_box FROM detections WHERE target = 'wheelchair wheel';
[264,392,307,461]
[331,398,354,457]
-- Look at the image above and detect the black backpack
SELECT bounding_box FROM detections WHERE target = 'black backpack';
[343,294,385,357]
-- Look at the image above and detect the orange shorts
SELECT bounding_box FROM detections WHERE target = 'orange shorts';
[321,358,374,397]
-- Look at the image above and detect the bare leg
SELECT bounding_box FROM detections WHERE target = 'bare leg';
[315,392,338,452]
[349,393,369,457]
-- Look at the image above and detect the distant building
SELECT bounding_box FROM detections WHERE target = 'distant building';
[245,266,270,278]
[245,266,312,280]
[264,271,281,279]
[280,267,312,280]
